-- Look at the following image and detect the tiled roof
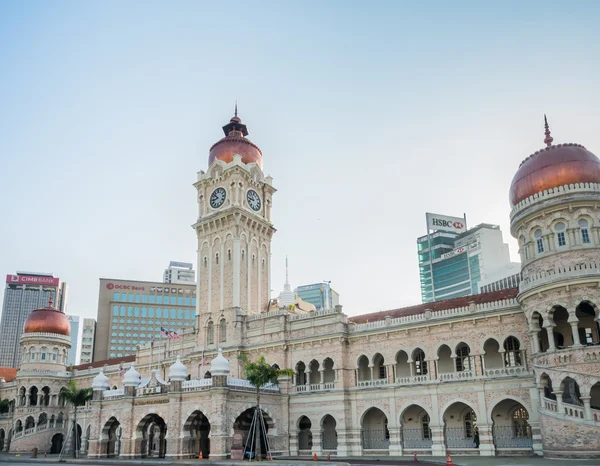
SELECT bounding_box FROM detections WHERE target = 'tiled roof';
[349,288,519,324]
[72,355,135,371]
[0,368,17,382]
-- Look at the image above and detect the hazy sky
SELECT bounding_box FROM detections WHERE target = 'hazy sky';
[1,1,599,319]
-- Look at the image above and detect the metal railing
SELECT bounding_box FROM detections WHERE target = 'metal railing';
[361,430,389,449]
[401,428,432,448]
[492,426,532,448]
[444,428,477,448]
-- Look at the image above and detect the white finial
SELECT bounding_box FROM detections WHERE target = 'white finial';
[285,255,289,285]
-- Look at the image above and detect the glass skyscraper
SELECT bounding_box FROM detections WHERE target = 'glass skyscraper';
[418,224,513,304]
[294,282,339,312]
[0,273,68,367]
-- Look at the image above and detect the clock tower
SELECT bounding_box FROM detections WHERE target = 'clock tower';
[193,109,276,320]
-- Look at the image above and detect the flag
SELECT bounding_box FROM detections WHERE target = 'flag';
[201,350,207,366]
[119,365,125,375]
[160,327,167,336]
[173,331,182,340]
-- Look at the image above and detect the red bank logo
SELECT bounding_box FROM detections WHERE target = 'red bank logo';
[106,282,145,291]
[453,222,464,229]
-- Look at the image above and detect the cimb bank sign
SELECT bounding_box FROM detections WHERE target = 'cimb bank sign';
[426,213,467,234]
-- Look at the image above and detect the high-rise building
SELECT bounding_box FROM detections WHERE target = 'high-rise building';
[66,315,81,366]
[417,214,513,303]
[294,282,339,311]
[94,278,197,361]
[163,261,195,285]
[0,272,68,367]
[79,318,96,364]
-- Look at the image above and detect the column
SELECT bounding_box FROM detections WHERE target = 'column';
[319,370,324,384]
[581,396,593,421]
[305,370,311,389]
[408,360,414,377]
[544,324,556,351]
[369,365,374,382]
[312,428,323,455]
[477,424,495,456]
[553,391,564,415]
[430,425,445,456]
[529,331,540,354]
[387,426,402,456]
[499,350,506,369]
[37,394,42,406]
[568,315,582,346]
[386,365,394,384]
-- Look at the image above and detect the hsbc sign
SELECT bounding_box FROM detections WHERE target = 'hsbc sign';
[426,213,467,234]
[441,241,480,260]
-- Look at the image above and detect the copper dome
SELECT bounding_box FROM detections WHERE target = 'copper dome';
[208,109,263,169]
[509,119,600,206]
[23,297,70,336]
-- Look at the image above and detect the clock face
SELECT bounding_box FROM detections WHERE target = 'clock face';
[210,187,226,209]
[246,189,261,211]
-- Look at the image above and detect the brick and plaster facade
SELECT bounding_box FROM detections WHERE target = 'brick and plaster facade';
[0,115,598,459]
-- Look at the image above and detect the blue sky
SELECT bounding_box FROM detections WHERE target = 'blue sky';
[1,1,599,319]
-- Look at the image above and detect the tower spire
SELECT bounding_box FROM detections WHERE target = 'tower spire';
[544,114,554,147]
[285,256,289,286]
[234,100,238,118]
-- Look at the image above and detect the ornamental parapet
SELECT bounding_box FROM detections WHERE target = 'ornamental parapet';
[510,182,600,221]
[348,298,518,333]
[531,345,600,367]
[519,262,600,293]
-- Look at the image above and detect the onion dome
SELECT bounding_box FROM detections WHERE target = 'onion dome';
[208,104,263,169]
[210,348,230,376]
[23,296,70,336]
[168,356,188,381]
[122,364,141,387]
[92,369,110,391]
[509,116,600,206]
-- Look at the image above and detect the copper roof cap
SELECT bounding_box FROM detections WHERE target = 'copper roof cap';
[23,296,70,336]
[509,116,600,206]
[208,105,263,169]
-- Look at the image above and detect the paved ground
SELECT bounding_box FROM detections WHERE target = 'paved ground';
[0,456,599,466]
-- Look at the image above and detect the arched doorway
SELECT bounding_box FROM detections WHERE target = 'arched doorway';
[233,408,274,459]
[297,416,312,453]
[0,429,4,451]
[137,414,166,458]
[51,433,64,454]
[183,410,210,458]
[321,415,337,452]
[491,400,532,449]
[400,405,432,450]
[443,402,479,449]
[102,417,121,457]
[29,386,38,406]
[361,408,389,451]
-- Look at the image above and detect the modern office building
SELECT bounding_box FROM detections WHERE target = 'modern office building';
[94,278,197,361]
[67,315,81,366]
[80,318,97,364]
[294,282,339,311]
[418,217,513,303]
[0,272,68,367]
[163,261,195,285]
[479,262,522,293]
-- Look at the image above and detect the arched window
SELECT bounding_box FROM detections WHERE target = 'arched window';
[40,347,47,361]
[464,411,477,438]
[227,249,231,261]
[215,253,219,265]
[504,337,522,366]
[512,407,529,437]
[422,414,431,439]
[414,349,427,375]
[456,344,471,371]
[219,318,227,343]
[555,222,567,247]
[521,236,528,260]
[242,249,245,261]
[207,321,214,345]
[534,229,544,254]
[203,257,208,268]
[579,219,591,244]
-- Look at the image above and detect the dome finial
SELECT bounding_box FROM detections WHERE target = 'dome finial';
[544,114,554,147]
[234,100,238,118]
